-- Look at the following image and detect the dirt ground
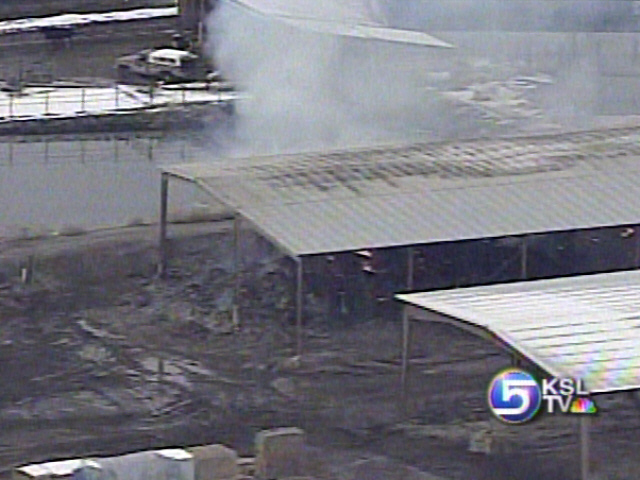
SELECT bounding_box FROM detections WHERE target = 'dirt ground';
[1,221,640,480]
[3,4,640,479]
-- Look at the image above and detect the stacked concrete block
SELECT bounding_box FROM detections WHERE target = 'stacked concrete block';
[236,458,255,478]
[13,460,103,480]
[343,458,445,480]
[186,444,240,480]
[255,427,306,480]
[154,449,195,480]
[96,449,194,480]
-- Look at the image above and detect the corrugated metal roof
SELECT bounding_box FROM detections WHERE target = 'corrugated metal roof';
[228,0,375,25]
[227,0,454,48]
[396,269,640,394]
[279,19,455,48]
[163,125,640,256]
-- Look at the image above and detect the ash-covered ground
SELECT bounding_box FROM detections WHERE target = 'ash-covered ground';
[3,2,640,479]
[1,222,640,480]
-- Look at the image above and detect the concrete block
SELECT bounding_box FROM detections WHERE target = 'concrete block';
[237,458,255,478]
[255,427,306,480]
[97,450,193,480]
[343,458,446,480]
[14,460,103,480]
[186,445,239,480]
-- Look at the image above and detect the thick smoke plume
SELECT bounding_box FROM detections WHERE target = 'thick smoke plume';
[205,1,640,156]
[205,1,454,156]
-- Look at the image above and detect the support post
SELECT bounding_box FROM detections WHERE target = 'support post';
[158,173,169,278]
[181,139,187,163]
[295,258,303,357]
[520,236,528,280]
[158,356,165,384]
[580,416,590,480]
[21,254,35,285]
[398,248,414,401]
[80,139,85,164]
[407,247,414,291]
[510,353,522,367]
[401,309,410,406]
[634,226,640,269]
[232,215,241,329]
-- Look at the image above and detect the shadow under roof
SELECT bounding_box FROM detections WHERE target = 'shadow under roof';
[162,125,640,257]
[396,269,640,394]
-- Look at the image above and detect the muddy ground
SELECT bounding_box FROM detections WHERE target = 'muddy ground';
[1,222,640,480]
[2,4,640,479]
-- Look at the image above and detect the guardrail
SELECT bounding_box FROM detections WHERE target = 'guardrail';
[0,133,200,166]
[0,85,234,120]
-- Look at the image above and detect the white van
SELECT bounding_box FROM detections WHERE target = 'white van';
[146,49,198,69]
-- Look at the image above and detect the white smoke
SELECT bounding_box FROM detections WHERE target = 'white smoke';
[204,0,455,156]
[203,0,640,156]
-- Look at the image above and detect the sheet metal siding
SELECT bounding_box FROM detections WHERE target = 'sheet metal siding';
[162,126,640,257]
[397,270,640,394]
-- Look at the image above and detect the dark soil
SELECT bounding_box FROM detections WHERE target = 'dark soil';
[1,222,639,480]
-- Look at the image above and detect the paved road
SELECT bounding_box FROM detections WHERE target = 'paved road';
[0,0,174,21]
[0,17,179,81]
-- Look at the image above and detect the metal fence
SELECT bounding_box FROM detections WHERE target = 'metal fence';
[0,134,200,166]
[0,85,232,119]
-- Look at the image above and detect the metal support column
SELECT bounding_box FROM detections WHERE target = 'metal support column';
[510,354,522,367]
[402,249,415,412]
[634,226,640,269]
[520,236,528,280]
[580,416,590,480]
[158,173,169,278]
[407,247,414,290]
[232,215,241,329]
[295,258,303,357]
[401,309,410,403]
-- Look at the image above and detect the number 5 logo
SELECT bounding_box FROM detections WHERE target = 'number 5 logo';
[493,379,536,415]
[488,368,542,424]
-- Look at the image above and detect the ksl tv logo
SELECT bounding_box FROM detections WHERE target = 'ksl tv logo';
[488,368,598,424]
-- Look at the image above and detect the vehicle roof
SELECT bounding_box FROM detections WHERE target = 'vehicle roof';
[149,48,197,61]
